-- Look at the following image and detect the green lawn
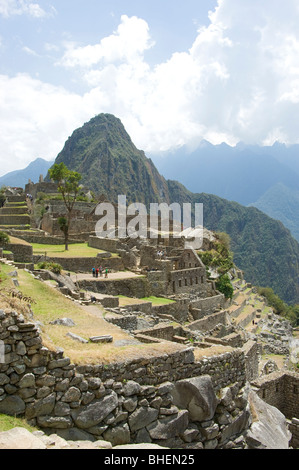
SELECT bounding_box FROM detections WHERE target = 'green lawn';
[31,242,118,258]
[0,414,37,433]
[141,296,176,305]
[118,295,176,306]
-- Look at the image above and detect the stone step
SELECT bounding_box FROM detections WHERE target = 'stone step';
[6,195,26,203]
[0,206,28,215]
[0,214,31,225]
[0,225,31,231]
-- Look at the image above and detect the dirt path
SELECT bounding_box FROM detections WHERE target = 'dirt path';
[71,271,143,283]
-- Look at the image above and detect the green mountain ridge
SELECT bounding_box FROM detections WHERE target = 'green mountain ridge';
[250,183,299,242]
[47,113,299,305]
[51,114,169,206]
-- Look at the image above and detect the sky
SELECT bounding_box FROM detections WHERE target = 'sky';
[1,0,299,176]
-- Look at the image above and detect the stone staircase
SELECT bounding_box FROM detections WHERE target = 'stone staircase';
[0,194,31,231]
[227,281,267,330]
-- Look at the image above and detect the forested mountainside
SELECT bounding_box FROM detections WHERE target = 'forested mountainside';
[47,114,299,304]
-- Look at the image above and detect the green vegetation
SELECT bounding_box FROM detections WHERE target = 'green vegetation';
[48,162,82,251]
[215,274,234,299]
[0,186,6,207]
[36,261,62,274]
[141,296,176,305]
[0,231,9,245]
[31,242,106,258]
[49,113,168,206]
[46,113,299,305]
[0,414,38,433]
[257,286,299,326]
[188,192,299,305]
[198,232,234,277]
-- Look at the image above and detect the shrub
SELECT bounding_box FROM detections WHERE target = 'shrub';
[0,231,10,245]
[37,261,62,274]
[216,274,234,299]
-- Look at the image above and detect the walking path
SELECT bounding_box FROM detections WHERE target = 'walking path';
[70,271,143,283]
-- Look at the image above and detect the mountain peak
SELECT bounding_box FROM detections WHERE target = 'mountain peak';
[49,113,169,205]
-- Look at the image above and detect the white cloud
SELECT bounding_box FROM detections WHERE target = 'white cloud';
[60,15,154,68]
[2,1,299,176]
[55,1,299,152]
[0,74,92,174]
[22,45,39,56]
[0,0,50,18]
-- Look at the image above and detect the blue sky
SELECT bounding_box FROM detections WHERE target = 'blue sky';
[1,0,299,176]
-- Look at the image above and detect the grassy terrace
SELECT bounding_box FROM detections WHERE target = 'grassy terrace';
[31,242,119,258]
[0,263,186,364]
[118,295,176,307]
[0,414,38,433]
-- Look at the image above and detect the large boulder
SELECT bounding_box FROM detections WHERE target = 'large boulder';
[245,390,292,449]
[0,427,46,449]
[171,376,218,422]
[72,392,118,429]
[147,410,189,440]
[0,396,25,416]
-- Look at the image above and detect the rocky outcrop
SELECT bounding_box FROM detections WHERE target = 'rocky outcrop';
[0,308,296,449]
[245,390,292,449]
[171,376,218,422]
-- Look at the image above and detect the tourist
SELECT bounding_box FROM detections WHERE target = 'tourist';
[99,266,103,277]
[92,267,96,277]
[105,268,108,278]
[96,267,99,278]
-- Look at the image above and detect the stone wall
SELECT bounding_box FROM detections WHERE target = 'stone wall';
[252,371,299,419]
[242,340,260,382]
[41,214,96,237]
[190,293,225,315]
[25,182,58,199]
[0,308,293,448]
[33,255,124,273]
[4,242,33,263]
[168,267,207,296]
[0,207,28,215]
[0,215,30,226]
[289,418,299,449]
[10,234,84,245]
[188,310,229,334]
[77,277,150,298]
[88,236,121,253]
[151,299,190,322]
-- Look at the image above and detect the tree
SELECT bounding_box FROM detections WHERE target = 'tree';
[48,163,82,250]
[0,186,6,208]
[216,274,234,299]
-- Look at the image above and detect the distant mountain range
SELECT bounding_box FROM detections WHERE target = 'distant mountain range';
[1,115,299,304]
[0,158,54,188]
[149,142,299,242]
[45,114,299,305]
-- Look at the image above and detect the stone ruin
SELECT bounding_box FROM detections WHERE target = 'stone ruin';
[0,187,298,449]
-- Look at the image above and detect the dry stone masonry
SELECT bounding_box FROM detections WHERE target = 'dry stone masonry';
[0,308,295,449]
